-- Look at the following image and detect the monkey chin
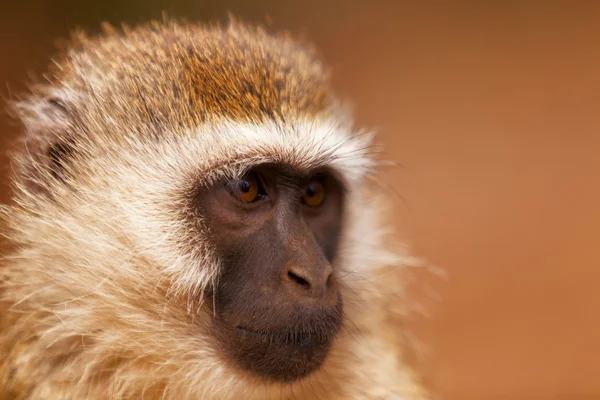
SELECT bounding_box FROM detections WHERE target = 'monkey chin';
[213,296,344,383]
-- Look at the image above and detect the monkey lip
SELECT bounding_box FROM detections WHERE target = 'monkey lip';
[215,303,343,383]
[227,321,340,383]
[234,326,321,347]
[213,295,344,382]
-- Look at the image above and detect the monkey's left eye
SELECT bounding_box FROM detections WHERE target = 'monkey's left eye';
[227,172,265,204]
[302,180,326,208]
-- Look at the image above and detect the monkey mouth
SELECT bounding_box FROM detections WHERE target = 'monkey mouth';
[226,320,341,383]
[234,326,324,348]
[214,298,343,383]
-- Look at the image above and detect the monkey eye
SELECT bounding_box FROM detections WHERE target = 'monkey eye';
[227,171,266,204]
[301,179,326,208]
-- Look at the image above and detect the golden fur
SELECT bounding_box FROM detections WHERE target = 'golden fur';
[0,19,429,399]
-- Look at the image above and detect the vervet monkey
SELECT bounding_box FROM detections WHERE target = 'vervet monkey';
[0,19,429,399]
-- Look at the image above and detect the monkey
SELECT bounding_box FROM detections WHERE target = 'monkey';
[0,19,430,399]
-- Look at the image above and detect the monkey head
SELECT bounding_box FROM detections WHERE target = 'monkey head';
[0,20,424,399]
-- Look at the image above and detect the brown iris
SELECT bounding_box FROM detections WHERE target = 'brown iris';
[234,173,261,203]
[302,180,325,207]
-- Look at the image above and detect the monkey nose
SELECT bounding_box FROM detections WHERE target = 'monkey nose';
[283,263,334,299]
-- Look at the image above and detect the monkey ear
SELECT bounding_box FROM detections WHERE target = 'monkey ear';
[12,91,78,193]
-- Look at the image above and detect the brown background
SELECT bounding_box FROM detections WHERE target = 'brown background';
[1,2,599,399]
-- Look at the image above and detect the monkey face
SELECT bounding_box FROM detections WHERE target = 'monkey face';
[194,164,345,382]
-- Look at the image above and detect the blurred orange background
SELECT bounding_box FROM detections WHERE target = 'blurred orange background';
[1,2,599,399]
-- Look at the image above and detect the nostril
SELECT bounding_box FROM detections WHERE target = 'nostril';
[287,270,311,289]
[325,272,333,288]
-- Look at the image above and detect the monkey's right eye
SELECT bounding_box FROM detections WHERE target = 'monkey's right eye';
[227,172,265,204]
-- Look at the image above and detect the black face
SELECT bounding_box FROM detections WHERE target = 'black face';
[194,164,344,383]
